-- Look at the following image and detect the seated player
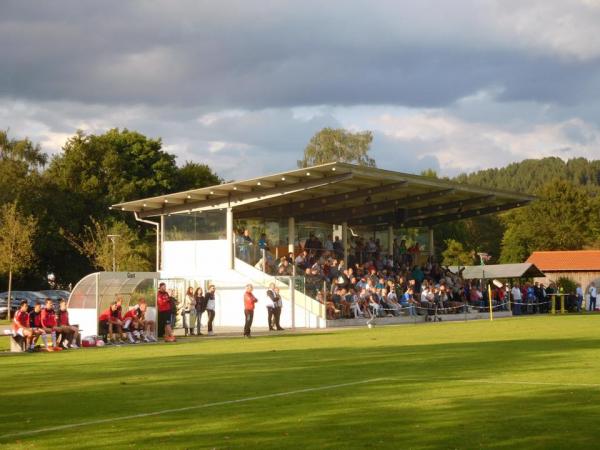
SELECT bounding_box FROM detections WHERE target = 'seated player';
[13,300,35,352]
[137,299,157,342]
[28,302,52,351]
[40,298,62,351]
[122,302,143,344]
[98,302,124,344]
[57,299,80,348]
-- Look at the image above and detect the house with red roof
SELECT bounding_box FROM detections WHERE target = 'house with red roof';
[526,250,600,297]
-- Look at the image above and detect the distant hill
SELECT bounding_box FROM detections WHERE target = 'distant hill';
[453,157,600,194]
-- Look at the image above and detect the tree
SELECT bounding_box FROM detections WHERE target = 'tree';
[500,180,598,262]
[0,202,37,319]
[299,128,375,167]
[175,161,222,191]
[61,218,152,272]
[441,239,474,266]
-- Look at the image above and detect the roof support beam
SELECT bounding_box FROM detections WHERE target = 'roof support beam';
[293,188,455,223]
[348,200,526,227]
[138,172,353,218]
[235,180,409,220]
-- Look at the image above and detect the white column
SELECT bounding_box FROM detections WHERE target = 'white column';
[288,216,295,255]
[342,221,348,268]
[288,216,296,326]
[226,207,234,270]
[160,215,165,271]
[388,225,394,257]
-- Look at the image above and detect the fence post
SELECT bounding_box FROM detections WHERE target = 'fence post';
[290,276,295,330]
[551,296,556,315]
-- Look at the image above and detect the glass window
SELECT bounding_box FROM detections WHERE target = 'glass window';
[164,210,226,241]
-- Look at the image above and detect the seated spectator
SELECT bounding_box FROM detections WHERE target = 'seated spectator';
[57,299,80,348]
[137,299,157,342]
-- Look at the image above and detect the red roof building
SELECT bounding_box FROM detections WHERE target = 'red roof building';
[527,251,600,302]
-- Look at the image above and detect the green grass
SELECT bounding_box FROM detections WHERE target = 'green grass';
[1,316,600,449]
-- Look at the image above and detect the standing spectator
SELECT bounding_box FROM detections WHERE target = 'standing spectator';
[243,284,258,338]
[205,285,216,336]
[266,283,276,331]
[273,286,284,330]
[589,282,597,312]
[182,287,196,336]
[576,284,584,312]
[241,229,254,263]
[194,287,206,335]
[157,282,176,342]
[511,283,522,315]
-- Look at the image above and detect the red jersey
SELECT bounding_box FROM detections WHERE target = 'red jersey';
[98,307,112,322]
[13,310,29,331]
[41,307,57,328]
[157,291,171,312]
[244,292,257,311]
[57,309,70,326]
[29,310,42,328]
[123,307,141,321]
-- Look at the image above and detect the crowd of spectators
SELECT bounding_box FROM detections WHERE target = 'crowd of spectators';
[257,232,559,320]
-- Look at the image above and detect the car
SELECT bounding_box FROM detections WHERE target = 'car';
[0,298,8,319]
[0,291,49,314]
[39,290,71,303]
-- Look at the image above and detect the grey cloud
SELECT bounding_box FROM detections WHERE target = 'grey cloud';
[1,0,600,111]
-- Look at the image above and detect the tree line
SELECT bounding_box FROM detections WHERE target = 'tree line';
[1,126,599,292]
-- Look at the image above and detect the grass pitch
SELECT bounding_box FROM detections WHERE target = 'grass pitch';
[1,315,600,449]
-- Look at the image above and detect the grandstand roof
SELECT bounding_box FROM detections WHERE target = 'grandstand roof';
[527,250,600,271]
[112,162,535,226]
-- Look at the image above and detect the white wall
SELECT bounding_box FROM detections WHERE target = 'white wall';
[162,240,228,278]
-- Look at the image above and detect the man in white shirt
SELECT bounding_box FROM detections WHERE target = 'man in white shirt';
[511,283,522,315]
[588,282,597,312]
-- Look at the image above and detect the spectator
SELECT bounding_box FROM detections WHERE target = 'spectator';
[205,285,216,336]
[182,286,196,336]
[266,283,276,331]
[576,284,584,312]
[588,282,597,311]
[137,300,157,342]
[243,284,258,338]
[194,287,206,335]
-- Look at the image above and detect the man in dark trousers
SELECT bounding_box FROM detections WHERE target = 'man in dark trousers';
[272,286,284,331]
[266,282,276,331]
[243,284,258,338]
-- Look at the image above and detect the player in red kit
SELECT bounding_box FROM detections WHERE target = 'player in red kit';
[40,298,62,351]
[57,299,80,348]
[13,300,34,352]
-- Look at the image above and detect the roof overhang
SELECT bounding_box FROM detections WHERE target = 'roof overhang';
[111,162,536,226]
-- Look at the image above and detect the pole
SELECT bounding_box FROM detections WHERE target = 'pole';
[342,221,348,269]
[488,283,493,321]
[226,207,234,270]
[7,267,12,321]
[288,217,296,277]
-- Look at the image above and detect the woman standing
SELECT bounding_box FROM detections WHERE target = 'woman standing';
[205,285,216,336]
[182,287,196,336]
[193,287,206,335]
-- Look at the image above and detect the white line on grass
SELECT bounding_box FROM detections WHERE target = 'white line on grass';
[0,378,387,440]
[454,379,600,388]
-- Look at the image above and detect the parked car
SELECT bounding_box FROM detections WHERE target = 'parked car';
[0,291,49,314]
[39,290,71,303]
[0,298,7,319]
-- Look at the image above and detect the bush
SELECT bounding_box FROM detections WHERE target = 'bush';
[556,277,577,294]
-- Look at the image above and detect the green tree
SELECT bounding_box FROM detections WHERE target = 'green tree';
[441,239,474,266]
[175,161,222,190]
[500,180,598,262]
[0,202,37,319]
[61,218,152,272]
[299,128,375,167]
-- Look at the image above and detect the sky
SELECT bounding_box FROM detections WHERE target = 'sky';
[1,0,600,180]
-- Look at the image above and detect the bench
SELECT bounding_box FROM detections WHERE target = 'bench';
[3,329,27,352]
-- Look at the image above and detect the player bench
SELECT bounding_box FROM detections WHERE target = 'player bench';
[3,329,27,352]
